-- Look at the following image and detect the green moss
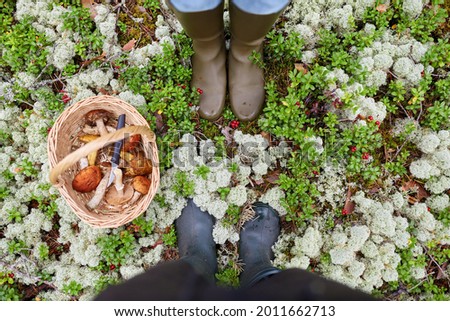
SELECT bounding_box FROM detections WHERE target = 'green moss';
[116,0,159,48]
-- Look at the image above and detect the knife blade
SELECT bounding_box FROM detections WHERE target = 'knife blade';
[107,114,126,187]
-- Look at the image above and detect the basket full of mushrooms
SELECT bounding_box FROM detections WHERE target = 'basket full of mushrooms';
[47,95,160,228]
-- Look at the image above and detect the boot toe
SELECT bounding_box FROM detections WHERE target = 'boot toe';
[176,199,217,282]
[197,93,225,121]
[230,85,265,122]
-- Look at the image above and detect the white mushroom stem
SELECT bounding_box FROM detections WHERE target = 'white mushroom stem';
[79,157,89,170]
[83,125,116,135]
[87,168,111,210]
[129,191,141,204]
[96,118,108,136]
[113,167,124,198]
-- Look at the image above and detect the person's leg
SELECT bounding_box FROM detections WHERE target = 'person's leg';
[241,269,375,300]
[239,202,281,288]
[96,199,220,300]
[228,0,290,121]
[176,198,217,283]
[166,0,226,121]
[95,260,213,300]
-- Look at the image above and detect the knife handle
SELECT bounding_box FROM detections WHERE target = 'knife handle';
[111,114,126,165]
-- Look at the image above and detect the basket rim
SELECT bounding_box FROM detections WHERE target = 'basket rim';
[47,95,160,228]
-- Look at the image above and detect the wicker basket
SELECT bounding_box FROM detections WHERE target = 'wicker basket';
[47,95,160,228]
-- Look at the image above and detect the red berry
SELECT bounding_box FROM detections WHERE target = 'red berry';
[62,94,71,104]
[367,116,374,122]
[342,209,349,215]
[375,120,381,126]
[8,273,14,278]
[197,88,203,95]
[427,207,431,212]
[313,170,319,175]
[109,264,116,271]
[350,146,357,153]
[230,120,240,129]
[181,85,186,89]
[295,101,301,106]
[362,152,370,160]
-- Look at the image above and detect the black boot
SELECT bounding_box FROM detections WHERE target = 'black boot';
[176,199,217,283]
[239,202,281,288]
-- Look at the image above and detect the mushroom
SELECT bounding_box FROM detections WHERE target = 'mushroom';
[84,110,112,166]
[83,124,116,135]
[125,155,152,176]
[79,134,100,143]
[111,167,124,197]
[104,184,134,205]
[129,175,151,204]
[72,165,102,193]
[120,151,135,163]
[123,134,142,152]
[85,110,111,136]
[79,157,89,170]
[86,167,111,210]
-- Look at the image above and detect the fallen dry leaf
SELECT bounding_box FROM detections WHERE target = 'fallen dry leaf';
[265,170,280,184]
[154,111,165,133]
[295,63,308,74]
[80,52,106,68]
[122,39,136,52]
[260,131,272,145]
[97,87,109,95]
[402,180,429,204]
[253,178,265,186]
[436,262,448,280]
[81,0,97,19]
[221,126,234,145]
[343,187,355,215]
[376,4,389,13]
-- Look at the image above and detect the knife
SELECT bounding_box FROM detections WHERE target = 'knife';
[107,114,126,187]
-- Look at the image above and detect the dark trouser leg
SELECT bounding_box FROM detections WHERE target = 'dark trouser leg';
[96,260,219,300]
[240,269,375,300]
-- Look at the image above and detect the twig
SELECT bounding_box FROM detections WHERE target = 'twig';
[420,242,450,285]
[407,273,433,292]
[0,258,64,295]
[387,70,399,80]
[15,99,35,109]
[416,102,423,123]
[391,140,408,162]
[31,76,69,89]
[158,4,181,33]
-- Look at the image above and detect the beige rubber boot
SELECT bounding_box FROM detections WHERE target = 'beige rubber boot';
[228,2,288,121]
[166,1,226,121]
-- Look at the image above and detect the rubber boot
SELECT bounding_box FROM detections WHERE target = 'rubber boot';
[166,0,226,121]
[239,202,281,288]
[176,199,217,283]
[228,1,289,121]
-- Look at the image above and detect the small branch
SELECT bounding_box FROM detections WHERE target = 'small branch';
[0,258,64,295]
[420,242,450,285]
[416,102,423,123]
[391,140,408,162]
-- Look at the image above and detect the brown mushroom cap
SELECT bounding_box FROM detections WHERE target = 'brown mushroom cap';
[133,176,151,195]
[127,155,152,176]
[72,165,102,193]
[124,134,142,152]
[85,109,111,126]
[104,184,134,205]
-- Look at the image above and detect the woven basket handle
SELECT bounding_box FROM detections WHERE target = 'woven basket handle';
[49,126,156,185]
